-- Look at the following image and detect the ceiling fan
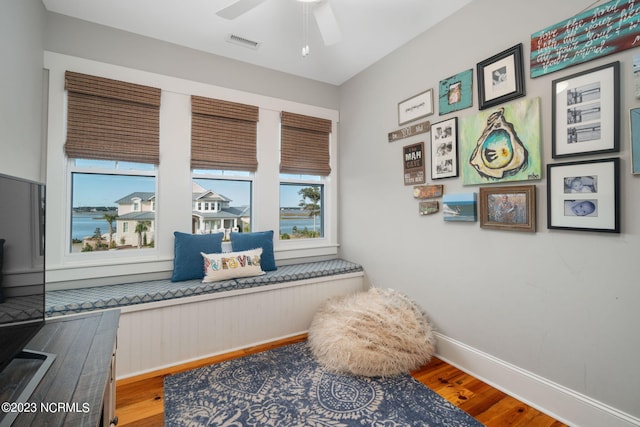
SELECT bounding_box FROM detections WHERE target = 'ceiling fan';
[216,0,342,48]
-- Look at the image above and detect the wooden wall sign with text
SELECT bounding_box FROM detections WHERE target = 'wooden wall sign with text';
[531,0,640,78]
[403,142,425,185]
[389,120,430,143]
[419,201,439,215]
[413,185,444,199]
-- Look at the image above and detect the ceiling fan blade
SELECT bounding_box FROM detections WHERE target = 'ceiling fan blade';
[216,0,268,20]
[313,1,341,46]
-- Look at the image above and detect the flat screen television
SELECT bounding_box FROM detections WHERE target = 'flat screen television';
[0,173,53,426]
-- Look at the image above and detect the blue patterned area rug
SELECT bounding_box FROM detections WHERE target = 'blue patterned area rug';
[164,341,483,426]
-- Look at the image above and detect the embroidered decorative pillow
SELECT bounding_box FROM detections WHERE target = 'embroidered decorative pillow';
[201,248,265,282]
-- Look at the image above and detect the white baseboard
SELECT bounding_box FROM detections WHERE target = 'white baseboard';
[434,333,640,427]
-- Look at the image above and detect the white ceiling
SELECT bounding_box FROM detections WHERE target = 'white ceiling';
[42,0,474,85]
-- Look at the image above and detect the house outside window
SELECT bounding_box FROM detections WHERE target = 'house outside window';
[192,172,252,240]
[69,160,156,253]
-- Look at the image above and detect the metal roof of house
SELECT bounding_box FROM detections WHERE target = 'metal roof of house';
[116,211,156,221]
[193,191,232,203]
[115,192,156,204]
[193,206,250,219]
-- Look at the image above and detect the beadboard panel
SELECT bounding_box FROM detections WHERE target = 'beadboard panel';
[115,273,365,379]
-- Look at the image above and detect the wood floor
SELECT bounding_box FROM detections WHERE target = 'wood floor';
[115,334,567,427]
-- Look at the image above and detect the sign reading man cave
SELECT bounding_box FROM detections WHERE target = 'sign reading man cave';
[403,142,426,185]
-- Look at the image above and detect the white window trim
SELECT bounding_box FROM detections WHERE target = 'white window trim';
[64,160,159,262]
[279,176,327,241]
[44,52,339,287]
[191,170,254,236]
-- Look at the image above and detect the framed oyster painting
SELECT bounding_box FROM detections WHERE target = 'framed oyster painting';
[460,97,542,186]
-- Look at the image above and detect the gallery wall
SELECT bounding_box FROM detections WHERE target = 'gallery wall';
[0,0,46,183]
[338,0,640,425]
[3,0,638,424]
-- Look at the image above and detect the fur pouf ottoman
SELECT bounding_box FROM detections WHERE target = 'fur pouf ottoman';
[308,287,435,377]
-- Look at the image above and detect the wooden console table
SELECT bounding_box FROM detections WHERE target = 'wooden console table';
[11,310,119,427]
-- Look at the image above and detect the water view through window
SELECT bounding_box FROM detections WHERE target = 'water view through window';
[70,165,324,254]
[71,173,156,252]
[279,183,323,240]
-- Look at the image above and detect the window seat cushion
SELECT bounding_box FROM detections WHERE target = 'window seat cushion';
[234,259,366,286]
[45,259,363,317]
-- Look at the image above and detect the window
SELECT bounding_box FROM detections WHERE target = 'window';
[192,171,252,240]
[70,160,156,253]
[46,56,339,285]
[280,112,332,242]
[64,71,161,255]
[190,96,258,240]
[280,177,324,240]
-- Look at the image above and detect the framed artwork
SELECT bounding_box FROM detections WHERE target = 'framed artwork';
[442,193,477,222]
[551,61,620,158]
[439,69,473,115]
[398,89,434,126]
[403,141,426,185]
[547,158,620,233]
[477,43,525,110]
[460,97,542,185]
[430,117,458,179]
[631,107,640,174]
[479,185,536,232]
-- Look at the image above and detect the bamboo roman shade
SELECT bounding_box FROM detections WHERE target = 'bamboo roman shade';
[280,111,332,176]
[64,71,161,164]
[191,96,259,172]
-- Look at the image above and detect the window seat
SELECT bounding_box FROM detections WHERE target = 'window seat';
[45,258,363,317]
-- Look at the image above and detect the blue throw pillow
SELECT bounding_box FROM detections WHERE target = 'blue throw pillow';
[171,232,224,282]
[230,230,277,271]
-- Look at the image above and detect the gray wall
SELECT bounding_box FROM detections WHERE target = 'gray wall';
[339,0,640,421]
[43,12,340,110]
[0,0,46,182]
[3,0,638,422]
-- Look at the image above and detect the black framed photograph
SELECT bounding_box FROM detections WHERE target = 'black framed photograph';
[547,158,620,233]
[476,43,525,110]
[398,89,434,126]
[479,185,536,232]
[551,61,620,158]
[430,117,458,179]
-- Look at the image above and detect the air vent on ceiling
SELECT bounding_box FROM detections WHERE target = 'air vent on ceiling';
[227,34,261,50]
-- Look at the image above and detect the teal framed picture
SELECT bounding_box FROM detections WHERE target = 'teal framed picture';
[438,69,472,115]
[631,107,640,174]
